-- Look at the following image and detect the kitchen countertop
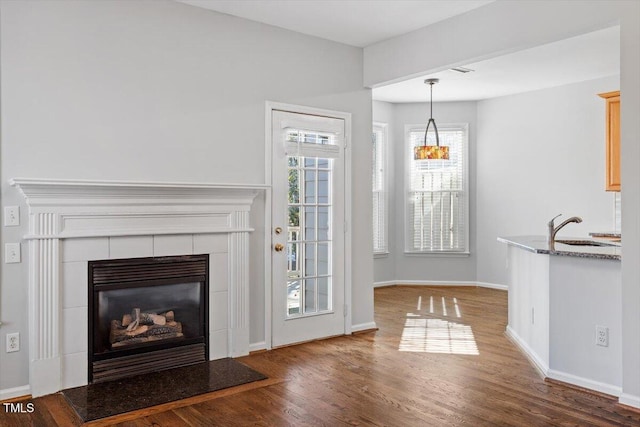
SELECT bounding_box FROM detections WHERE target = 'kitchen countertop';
[588,231,621,238]
[497,235,621,261]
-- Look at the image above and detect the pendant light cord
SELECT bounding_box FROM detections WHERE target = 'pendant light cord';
[430,81,433,119]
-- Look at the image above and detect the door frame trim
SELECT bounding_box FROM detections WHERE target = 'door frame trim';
[264,101,353,350]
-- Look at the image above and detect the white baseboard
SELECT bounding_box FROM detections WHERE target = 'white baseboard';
[619,392,640,409]
[249,341,267,353]
[374,280,507,291]
[0,385,31,401]
[351,321,377,333]
[547,369,622,398]
[250,322,378,353]
[253,323,377,352]
[373,280,397,288]
[505,325,549,377]
[506,326,625,398]
[475,281,508,291]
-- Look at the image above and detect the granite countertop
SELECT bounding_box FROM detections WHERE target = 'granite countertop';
[497,235,621,261]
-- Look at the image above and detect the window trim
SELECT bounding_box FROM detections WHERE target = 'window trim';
[404,123,469,255]
[373,122,389,254]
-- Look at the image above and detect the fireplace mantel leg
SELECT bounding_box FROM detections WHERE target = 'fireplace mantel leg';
[28,236,62,397]
[228,213,251,357]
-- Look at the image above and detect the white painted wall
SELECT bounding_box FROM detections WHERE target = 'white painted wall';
[372,101,396,284]
[549,256,622,394]
[619,5,640,407]
[0,0,373,393]
[365,0,639,405]
[505,245,622,396]
[476,76,619,286]
[506,245,550,373]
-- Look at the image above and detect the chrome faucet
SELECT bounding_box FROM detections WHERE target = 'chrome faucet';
[548,214,583,243]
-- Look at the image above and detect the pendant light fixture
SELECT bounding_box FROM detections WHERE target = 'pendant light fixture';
[414,78,449,160]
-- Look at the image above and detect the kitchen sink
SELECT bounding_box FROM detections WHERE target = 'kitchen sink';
[554,239,616,247]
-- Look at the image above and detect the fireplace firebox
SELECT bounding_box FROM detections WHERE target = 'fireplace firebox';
[88,255,209,383]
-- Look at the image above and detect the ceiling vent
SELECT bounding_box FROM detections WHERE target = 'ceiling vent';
[449,67,475,73]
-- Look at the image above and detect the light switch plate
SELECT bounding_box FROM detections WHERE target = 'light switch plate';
[5,243,21,263]
[4,206,19,226]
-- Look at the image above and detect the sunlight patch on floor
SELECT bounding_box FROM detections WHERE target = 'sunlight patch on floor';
[399,317,479,355]
[419,295,462,318]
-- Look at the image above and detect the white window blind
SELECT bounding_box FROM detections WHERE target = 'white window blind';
[406,124,468,253]
[284,129,340,159]
[372,124,388,253]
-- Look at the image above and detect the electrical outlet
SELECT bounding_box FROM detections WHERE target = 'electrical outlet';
[596,325,609,347]
[6,332,19,353]
[4,206,20,226]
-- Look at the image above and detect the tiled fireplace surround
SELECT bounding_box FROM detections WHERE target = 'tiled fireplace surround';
[11,178,265,397]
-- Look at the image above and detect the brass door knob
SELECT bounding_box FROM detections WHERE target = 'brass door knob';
[274,243,284,252]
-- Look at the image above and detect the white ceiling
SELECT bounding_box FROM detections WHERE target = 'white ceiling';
[177,0,494,47]
[177,1,620,103]
[373,25,620,103]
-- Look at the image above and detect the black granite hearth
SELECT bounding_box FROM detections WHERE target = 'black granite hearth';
[61,358,267,422]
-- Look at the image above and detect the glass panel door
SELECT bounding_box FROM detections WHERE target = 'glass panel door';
[271,110,345,347]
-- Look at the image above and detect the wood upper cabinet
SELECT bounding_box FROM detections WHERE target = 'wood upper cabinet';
[598,91,620,192]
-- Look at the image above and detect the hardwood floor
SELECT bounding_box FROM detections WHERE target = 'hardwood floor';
[2,286,639,426]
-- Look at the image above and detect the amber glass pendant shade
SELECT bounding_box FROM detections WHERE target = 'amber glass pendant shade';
[414,145,449,160]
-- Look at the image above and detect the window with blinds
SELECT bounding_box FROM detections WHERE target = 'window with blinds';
[373,124,388,254]
[405,123,469,253]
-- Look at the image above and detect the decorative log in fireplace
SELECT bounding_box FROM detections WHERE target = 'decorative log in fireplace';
[89,255,209,383]
[109,308,183,348]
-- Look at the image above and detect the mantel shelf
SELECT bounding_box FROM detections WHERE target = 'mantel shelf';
[10,178,267,240]
[10,178,269,208]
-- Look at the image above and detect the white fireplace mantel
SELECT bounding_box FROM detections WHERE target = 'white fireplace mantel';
[10,178,268,239]
[10,178,267,397]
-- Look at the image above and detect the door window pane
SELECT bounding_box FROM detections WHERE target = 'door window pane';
[288,169,299,204]
[318,170,330,204]
[318,207,329,240]
[317,243,329,276]
[318,277,330,312]
[304,170,316,203]
[288,206,299,227]
[304,207,316,240]
[304,243,316,277]
[287,242,300,279]
[304,278,317,313]
[287,280,301,316]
